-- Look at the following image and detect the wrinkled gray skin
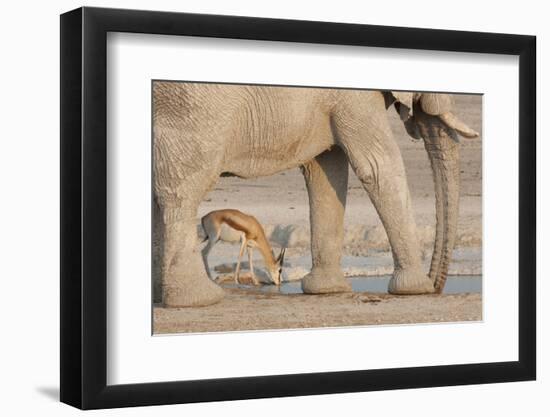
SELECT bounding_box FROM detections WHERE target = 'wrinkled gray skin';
[153,83,478,307]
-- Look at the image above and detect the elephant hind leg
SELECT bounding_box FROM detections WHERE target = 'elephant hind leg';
[161,211,225,307]
[156,171,225,307]
[301,146,351,294]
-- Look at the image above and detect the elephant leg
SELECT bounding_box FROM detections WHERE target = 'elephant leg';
[333,95,434,294]
[157,176,225,307]
[301,147,351,294]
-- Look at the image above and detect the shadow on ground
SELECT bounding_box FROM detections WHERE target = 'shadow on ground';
[35,386,59,401]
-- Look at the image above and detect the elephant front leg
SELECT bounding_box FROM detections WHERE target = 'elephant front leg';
[343,144,434,294]
[301,147,351,294]
[333,96,434,294]
[365,165,435,294]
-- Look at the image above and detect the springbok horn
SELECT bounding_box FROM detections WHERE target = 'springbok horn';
[439,112,479,139]
[279,247,286,263]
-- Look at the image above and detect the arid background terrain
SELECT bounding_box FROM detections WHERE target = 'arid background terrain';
[154,93,482,334]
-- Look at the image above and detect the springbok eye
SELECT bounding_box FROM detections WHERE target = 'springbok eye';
[278,268,282,274]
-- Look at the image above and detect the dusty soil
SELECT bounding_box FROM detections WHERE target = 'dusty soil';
[154,287,482,334]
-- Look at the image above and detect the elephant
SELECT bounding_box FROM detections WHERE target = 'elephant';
[152,82,478,307]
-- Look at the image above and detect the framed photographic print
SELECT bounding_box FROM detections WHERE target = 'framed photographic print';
[60,6,536,409]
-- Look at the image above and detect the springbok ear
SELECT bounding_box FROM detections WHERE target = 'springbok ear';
[278,247,286,264]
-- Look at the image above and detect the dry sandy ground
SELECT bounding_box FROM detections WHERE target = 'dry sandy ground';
[154,94,482,334]
[154,287,482,334]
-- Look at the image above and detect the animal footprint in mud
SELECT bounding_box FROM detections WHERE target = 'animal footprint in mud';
[352,294,382,305]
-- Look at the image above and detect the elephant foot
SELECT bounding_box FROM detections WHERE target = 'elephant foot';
[388,267,435,295]
[301,267,352,294]
[163,275,225,308]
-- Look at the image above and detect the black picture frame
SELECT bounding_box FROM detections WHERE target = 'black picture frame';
[60,6,536,410]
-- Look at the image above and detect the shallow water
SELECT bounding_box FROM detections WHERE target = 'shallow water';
[251,275,482,295]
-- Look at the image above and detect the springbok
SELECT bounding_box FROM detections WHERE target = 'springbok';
[200,209,286,286]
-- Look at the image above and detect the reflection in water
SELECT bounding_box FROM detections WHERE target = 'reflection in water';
[241,275,482,295]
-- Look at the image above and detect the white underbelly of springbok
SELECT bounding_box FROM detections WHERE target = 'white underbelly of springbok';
[218,223,243,243]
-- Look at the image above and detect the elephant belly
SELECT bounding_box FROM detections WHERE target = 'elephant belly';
[223,112,335,178]
[223,134,334,178]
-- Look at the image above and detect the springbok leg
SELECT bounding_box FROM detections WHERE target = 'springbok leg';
[234,235,247,284]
